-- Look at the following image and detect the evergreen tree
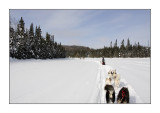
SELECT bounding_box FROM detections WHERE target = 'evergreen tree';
[126,38,130,48]
[132,42,138,57]
[10,26,16,57]
[10,17,66,59]
[17,17,25,38]
[37,26,42,58]
[126,38,132,57]
[24,28,30,58]
[110,41,112,48]
[137,42,142,57]
[16,17,26,59]
[120,39,125,57]
[46,32,53,58]
[29,23,34,40]
[113,39,119,57]
[114,39,117,48]
[53,41,58,58]
[39,37,46,59]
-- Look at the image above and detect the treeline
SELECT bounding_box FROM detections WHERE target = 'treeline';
[10,17,66,59]
[63,45,90,58]
[63,39,150,58]
[10,17,150,59]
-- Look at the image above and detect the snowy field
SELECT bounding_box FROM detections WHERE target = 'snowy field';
[10,58,150,103]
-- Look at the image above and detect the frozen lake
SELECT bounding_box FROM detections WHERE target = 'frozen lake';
[10,58,150,103]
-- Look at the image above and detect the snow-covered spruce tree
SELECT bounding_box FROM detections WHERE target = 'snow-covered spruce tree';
[40,37,47,59]
[53,42,58,58]
[146,46,150,57]
[113,39,119,57]
[109,42,113,57]
[10,26,16,58]
[55,43,60,58]
[46,32,54,59]
[17,17,25,38]
[60,45,66,58]
[10,17,66,59]
[126,38,132,57]
[120,39,126,57]
[57,43,64,58]
[34,26,42,59]
[24,28,31,59]
[29,23,35,58]
[16,17,26,59]
[137,42,143,57]
[55,42,66,58]
[131,42,138,57]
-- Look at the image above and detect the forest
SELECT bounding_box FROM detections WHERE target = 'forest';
[10,17,66,59]
[63,39,150,58]
[10,17,150,59]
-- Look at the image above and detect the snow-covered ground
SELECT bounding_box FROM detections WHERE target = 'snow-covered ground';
[10,58,150,103]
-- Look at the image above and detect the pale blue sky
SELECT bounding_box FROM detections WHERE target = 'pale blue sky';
[10,9,150,49]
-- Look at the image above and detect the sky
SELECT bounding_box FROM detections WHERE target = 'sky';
[10,9,150,49]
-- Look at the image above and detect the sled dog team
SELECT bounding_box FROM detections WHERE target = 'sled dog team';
[104,69,129,104]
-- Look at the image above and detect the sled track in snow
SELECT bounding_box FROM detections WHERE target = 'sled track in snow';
[93,61,143,103]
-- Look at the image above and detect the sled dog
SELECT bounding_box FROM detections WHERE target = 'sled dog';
[105,76,112,85]
[108,70,113,78]
[117,87,129,104]
[112,69,117,75]
[104,85,115,103]
[114,74,120,89]
[108,69,116,78]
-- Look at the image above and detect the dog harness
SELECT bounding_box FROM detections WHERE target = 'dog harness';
[119,90,125,103]
[122,90,125,98]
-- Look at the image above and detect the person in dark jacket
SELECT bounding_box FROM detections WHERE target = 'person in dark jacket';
[102,56,105,65]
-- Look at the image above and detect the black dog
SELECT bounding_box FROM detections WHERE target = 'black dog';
[117,87,129,103]
[104,85,115,103]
